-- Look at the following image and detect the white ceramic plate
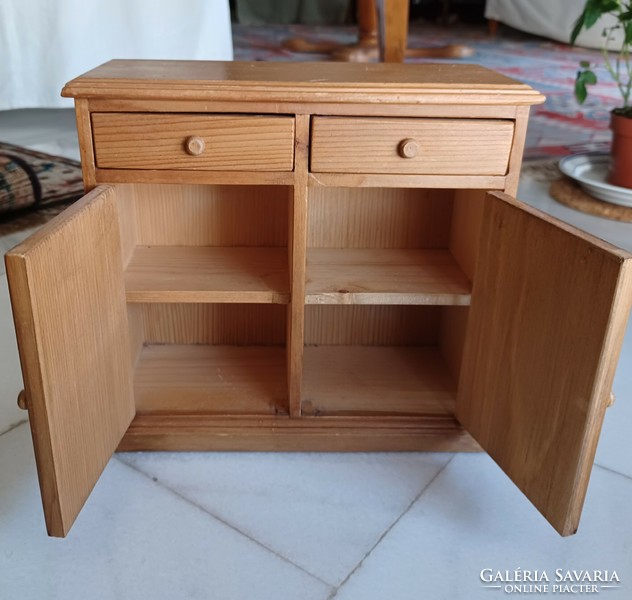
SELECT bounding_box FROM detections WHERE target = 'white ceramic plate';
[559,153,632,207]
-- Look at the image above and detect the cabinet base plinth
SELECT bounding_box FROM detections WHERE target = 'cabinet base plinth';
[118,414,481,452]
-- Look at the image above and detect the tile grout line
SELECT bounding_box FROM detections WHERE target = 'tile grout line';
[326,456,455,600]
[595,462,632,483]
[0,419,28,438]
[115,456,335,591]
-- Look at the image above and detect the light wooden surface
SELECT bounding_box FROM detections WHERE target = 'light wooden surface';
[305,248,471,305]
[130,184,289,247]
[141,304,286,345]
[5,186,134,537]
[457,191,632,536]
[311,117,514,175]
[134,345,287,416]
[287,115,310,416]
[307,187,453,249]
[62,60,545,107]
[125,246,289,304]
[92,113,295,171]
[302,346,456,417]
[14,60,602,536]
[120,413,479,452]
[304,305,440,346]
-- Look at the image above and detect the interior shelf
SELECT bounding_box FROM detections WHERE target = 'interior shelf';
[134,344,288,415]
[302,345,456,417]
[305,248,471,305]
[125,246,289,304]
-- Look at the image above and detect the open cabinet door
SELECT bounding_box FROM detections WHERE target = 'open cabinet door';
[457,192,632,536]
[5,186,134,537]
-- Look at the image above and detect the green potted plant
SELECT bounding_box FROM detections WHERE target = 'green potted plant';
[572,0,632,188]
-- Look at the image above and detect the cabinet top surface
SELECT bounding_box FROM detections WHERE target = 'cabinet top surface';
[62,60,545,106]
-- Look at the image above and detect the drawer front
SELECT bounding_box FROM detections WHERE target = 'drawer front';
[92,113,295,171]
[311,117,514,175]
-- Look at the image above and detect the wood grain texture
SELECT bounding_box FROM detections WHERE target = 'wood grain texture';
[305,248,471,305]
[134,345,288,416]
[88,98,522,119]
[4,186,134,537]
[308,173,506,189]
[74,99,95,190]
[311,117,514,175]
[503,106,531,197]
[438,306,470,380]
[92,113,295,171]
[62,60,545,106]
[457,191,632,536]
[130,184,289,247]
[302,346,456,417]
[449,188,486,281]
[288,115,310,416]
[96,169,294,186]
[307,187,454,249]
[120,413,479,452]
[125,246,289,304]
[305,305,440,345]
[141,304,286,345]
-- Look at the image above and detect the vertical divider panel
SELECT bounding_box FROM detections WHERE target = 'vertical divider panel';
[115,184,145,372]
[288,115,310,416]
[74,99,97,191]
[503,107,530,197]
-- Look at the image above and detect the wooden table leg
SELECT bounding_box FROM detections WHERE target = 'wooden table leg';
[283,0,473,63]
[282,0,378,61]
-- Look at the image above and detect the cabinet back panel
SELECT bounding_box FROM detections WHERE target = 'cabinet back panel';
[128,183,289,246]
[305,305,440,346]
[307,188,453,249]
[141,304,286,345]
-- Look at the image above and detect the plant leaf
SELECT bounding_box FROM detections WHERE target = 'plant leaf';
[571,11,587,44]
[575,70,598,104]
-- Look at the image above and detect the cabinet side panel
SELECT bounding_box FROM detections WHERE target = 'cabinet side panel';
[449,189,485,281]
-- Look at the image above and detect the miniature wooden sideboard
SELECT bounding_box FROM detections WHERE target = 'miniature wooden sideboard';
[5,61,632,538]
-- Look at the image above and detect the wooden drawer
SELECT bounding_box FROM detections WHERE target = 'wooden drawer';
[310,117,514,175]
[91,113,295,171]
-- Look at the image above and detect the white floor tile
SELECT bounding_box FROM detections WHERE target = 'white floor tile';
[0,274,27,434]
[0,425,332,600]
[334,454,632,600]
[120,451,452,586]
[595,317,632,477]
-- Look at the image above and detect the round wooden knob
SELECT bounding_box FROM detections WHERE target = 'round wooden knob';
[398,138,419,159]
[17,390,27,410]
[185,136,206,156]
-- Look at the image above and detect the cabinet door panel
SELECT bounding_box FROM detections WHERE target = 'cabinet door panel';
[5,185,134,537]
[457,191,632,536]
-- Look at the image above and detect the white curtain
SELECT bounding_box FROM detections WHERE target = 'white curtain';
[0,0,233,110]
[485,0,622,50]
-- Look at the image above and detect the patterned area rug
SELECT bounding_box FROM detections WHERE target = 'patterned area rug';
[0,142,84,235]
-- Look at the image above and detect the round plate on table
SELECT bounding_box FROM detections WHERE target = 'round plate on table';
[559,153,632,207]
